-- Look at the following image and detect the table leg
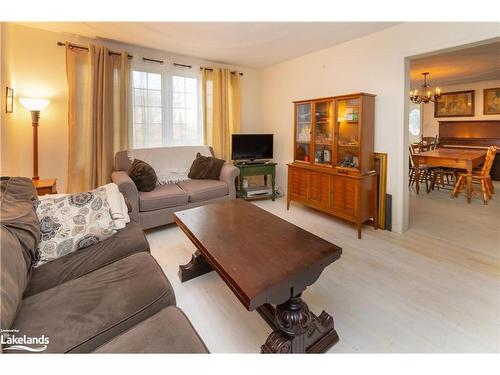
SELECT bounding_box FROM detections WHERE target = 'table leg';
[271,169,276,201]
[178,250,213,282]
[466,170,473,204]
[357,220,362,239]
[238,174,244,198]
[259,293,339,353]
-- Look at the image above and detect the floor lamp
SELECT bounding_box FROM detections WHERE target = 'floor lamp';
[19,98,50,180]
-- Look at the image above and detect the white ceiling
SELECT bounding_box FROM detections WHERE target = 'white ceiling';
[410,41,500,87]
[19,22,398,68]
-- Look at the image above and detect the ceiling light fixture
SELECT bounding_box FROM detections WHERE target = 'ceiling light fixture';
[409,72,441,104]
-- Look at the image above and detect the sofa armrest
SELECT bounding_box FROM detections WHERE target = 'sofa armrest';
[219,163,240,198]
[112,171,139,222]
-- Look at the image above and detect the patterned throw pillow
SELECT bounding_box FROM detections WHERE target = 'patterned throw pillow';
[34,187,116,267]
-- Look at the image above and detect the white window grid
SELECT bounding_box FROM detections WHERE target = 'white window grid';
[131,63,203,148]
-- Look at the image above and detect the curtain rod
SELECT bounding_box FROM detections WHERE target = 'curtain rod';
[200,67,244,76]
[57,42,133,59]
[58,42,244,76]
[143,57,164,64]
[57,42,199,70]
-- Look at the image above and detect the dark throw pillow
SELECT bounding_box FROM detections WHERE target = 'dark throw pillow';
[188,153,225,180]
[128,159,157,192]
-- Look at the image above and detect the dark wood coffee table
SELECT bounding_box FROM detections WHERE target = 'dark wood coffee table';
[174,199,342,353]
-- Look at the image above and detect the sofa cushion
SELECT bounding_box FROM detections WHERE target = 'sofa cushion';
[177,180,229,203]
[0,177,40,269]
[10,252,175,353]
[128,159,157,192]
[94,307,208,353]
[188,152,225,180]
[139,184,188,212]
[1,177,40,330]
[1,228,29,330]
[24,222,149,297]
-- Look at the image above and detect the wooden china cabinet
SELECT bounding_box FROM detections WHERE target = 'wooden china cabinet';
[288,93,377,238]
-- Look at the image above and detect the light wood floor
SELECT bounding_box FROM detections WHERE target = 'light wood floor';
[146,182,500,353]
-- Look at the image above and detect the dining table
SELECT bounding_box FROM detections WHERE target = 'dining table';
[412,148,487,203]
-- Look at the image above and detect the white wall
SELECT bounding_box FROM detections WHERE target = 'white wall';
[422,79,500,137]
[0,22,262,192]
[1,22,69,190]
[258,22,500,233]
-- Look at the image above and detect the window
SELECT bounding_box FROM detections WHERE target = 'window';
[409,104,421,137]
[131,69,202,148]
[172,76,200,145]
[132,71,163,148]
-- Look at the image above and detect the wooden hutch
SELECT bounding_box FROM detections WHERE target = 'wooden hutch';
[287,93,377,238]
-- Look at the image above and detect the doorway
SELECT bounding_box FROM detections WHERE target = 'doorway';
[404,40,500,253]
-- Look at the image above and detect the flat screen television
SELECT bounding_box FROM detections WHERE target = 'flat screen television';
[231,134,273,161]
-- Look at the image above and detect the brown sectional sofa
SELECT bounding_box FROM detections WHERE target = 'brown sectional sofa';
[0,177,207,353]
[112,148,240,230]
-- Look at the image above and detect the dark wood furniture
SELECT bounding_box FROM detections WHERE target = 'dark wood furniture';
[421,136,438,151]
[412,149,486,203]
[429,168,457,191]
[33,178,57,196]
[288,93,377,239]
[411,136,438,153]
[174,199,342,353]
[408,146,431,193]
[453,146,497,204]
[235,162,276,201]
[438,120,500,181]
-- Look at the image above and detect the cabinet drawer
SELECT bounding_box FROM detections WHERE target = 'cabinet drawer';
[330,176,359,217]
[289,168,308,200]
[309,171,330,207]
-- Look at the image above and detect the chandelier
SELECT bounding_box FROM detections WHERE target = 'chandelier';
[410,72,441,104]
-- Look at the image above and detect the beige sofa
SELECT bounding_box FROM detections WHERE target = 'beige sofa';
[112,146,240,230]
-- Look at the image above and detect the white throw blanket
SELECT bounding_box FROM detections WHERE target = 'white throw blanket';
[39,183,130,230]
[102,183,130,230]
[127,145,212,185]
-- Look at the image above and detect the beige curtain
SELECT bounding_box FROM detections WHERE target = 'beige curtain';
[66,43,131,192]
[201,68,240,161]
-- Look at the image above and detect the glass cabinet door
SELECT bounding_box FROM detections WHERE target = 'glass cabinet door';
[295,103,312,162]
[313,101,334,166]
[335,97,360,170]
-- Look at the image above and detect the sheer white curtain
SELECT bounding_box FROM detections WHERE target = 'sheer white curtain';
[66,43,131,192]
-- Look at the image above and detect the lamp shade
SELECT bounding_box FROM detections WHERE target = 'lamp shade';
[19,98,50,111]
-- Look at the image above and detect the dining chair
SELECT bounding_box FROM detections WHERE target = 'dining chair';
[452,146,497,204]
[422,136,438,151]
[430,167,457,191]
[410,142,422,154]
[408,146,431,193]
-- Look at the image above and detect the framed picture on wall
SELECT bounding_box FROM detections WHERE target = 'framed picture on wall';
[483,87,500,115]
[434,90,474,117]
